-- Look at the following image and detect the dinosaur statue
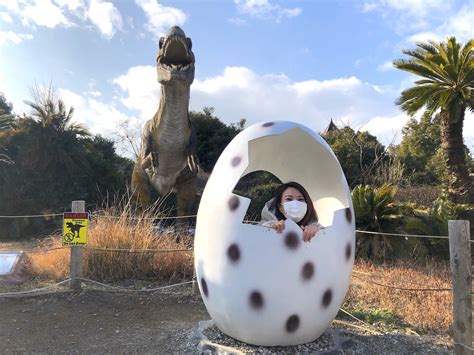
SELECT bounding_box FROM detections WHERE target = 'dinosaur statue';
[132,26,199,219]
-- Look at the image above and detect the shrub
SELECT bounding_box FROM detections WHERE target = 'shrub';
[396,186,440,207]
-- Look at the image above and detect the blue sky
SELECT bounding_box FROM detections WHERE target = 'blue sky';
[1,0,473,157]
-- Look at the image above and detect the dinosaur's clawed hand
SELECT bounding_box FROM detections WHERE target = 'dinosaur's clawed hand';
[187,154,199,173]
[141,152,159,171]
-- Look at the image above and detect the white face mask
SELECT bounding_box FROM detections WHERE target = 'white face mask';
[281,200,307,223]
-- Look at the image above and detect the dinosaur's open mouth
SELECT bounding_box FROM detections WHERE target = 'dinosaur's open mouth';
[160,35,193,71]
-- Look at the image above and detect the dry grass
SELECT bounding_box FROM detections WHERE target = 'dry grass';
[27,200,193,284]
[346,259,452,334]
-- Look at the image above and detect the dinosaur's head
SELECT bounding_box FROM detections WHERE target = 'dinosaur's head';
[156,26,195,86]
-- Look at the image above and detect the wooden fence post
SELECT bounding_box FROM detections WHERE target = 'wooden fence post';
[449,220,472,354]
[70,200,85,292]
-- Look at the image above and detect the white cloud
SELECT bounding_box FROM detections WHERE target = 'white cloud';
[361,2,378,12]
[111,65,408,148]
[363,0,474,44]
[0,0,20,12]
[58,88,142,157]
[435,2,474,42]
[135,0,187,39]
[87,0,123,39]
[0,0,125,38]
[0,31,33,45]
[54,0,85,12]
[228,17,248,26]
[0,11,12,23]
[377,60,394,72]
[360,114,409,144]
[0,70,6,93]
[406,31,441,43]
[362,0,450,19]
[234,0,302,21]
[405,1,474,44]
[21,0,72,28]
[113,65,159,121]
[59,88,135,135]
[465,112,474,151]
[82,90,102,97]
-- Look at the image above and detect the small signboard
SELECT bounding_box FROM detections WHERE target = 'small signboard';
[62,212,89,246]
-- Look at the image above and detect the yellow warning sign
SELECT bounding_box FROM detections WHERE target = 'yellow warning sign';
[63,212,89,246]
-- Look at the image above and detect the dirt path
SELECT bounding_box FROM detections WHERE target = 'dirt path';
[0,286,208,353]
[0,286,453,354]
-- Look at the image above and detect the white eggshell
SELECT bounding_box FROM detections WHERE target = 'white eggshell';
[194,121,355,346]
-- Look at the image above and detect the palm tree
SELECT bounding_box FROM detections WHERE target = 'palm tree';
[24,97,89,137]
[352,183,404,259]
[394,37,474,204]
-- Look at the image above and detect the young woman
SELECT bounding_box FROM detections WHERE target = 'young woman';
[260,181,322,242]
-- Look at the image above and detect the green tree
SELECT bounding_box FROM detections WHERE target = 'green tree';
[398,114,442,184]
[0,90,133,239]
[190,107,243,172]
[0,93,15,165]
[324,126,386,187]
[394,37,474,203]
[0,92,13,115]
[84,135,134,202]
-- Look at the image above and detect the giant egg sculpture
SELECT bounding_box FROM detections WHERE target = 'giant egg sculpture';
[194,121,355,346]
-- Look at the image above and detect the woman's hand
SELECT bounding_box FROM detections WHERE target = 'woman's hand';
[301,223,321,242]
[272,220,285,234]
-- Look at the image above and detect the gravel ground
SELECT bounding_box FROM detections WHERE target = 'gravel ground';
[193,321,453,354]
[0,285,454,354]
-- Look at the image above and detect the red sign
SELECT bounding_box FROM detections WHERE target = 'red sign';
[63,213,89,219]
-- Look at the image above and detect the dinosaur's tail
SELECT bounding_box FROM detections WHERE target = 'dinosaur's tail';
[131,158,152,207]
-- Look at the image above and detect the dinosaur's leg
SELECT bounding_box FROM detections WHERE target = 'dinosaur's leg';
[131,160,152,206]
[132,120,155,207]
[175,165,198,226]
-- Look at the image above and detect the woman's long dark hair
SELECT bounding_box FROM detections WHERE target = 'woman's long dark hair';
[268,181,318,226]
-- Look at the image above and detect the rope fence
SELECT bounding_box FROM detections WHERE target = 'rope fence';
[0,213,63,218]
[0,278,194,298]
[0,279,72,297]
[355,229,450,240]
[84,246,193,253]
[352,274,452,292]
[351,270,452,290]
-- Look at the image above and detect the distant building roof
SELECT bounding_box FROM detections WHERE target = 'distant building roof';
[322,119,338,136]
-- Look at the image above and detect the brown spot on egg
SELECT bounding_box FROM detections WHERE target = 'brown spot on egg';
[301,262,315,280]
[322,289,332,308]
[249,291,264,310]
[345,243,352,261]
[201,277,208,298]
[227,243,240,263]
[286,315,300,332]
[345,207,352,223]
[231,156,241,167]
[262,122,274,127]
[284,231,300,250]
[228,196,240,211]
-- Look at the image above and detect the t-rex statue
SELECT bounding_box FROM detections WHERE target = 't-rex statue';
[132,26,199,218]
